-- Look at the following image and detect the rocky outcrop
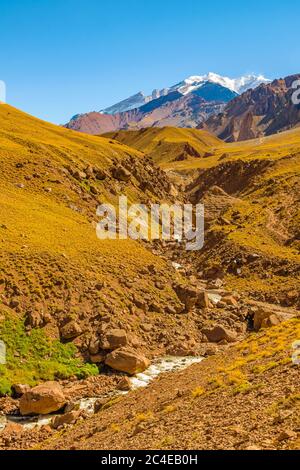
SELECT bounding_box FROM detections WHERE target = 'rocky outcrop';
[100,329,128,350]
[202,325,237,343]
[253,308,295,331]
[200,74,300,141]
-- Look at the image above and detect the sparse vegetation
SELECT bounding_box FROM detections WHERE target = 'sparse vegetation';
[0,316,98,395]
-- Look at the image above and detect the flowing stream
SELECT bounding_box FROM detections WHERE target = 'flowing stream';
[2,355,203,431]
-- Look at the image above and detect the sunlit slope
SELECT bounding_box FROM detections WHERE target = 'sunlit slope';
[178,127,300,305]
[41,317,300,450]
[104,127,222,164]
[0,105,183,377]
[161,126,300,171]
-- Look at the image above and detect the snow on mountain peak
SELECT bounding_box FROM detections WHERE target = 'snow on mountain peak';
[176,72,270,95]
[102,72,271,114]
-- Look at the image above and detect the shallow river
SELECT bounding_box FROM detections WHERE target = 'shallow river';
[1,355,203,430]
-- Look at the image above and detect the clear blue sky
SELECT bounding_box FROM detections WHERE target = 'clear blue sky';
[1,0,299,123]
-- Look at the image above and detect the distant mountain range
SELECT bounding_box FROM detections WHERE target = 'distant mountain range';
[200,74,300,141]
[65,73,270,135]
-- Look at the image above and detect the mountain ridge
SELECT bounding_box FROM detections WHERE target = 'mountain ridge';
[200,74,300,141]
[64,73,270,135]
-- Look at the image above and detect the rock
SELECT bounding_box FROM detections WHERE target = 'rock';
[197,291,210,309]
[166,343,196,357]
[2,422,23,434]
[261,314,280,329]
[245,445,261,451]
[94,168,107,181]
[112,166,131,182]
[89,338,100,355]
[90,185,98,195]
[84,165,94,178]
[133,296,148,312]
[204,345,219,356]
[73,170,87,181]
[117,376,132,391]
[20,381,66,416]
[208,278,223,289]
[149,301,162,313]
[141,323,152,333]
[51,410,81,429]
[278,430,297,441]
[105,348,150,375]
[64,401,80,413]
[60,321,82,340]
[253,308,294,331]
[26,310,43,328]
[222,295,238,307]
[12,383,30,397]
[100,329,128,350]
[89,353,106,364]
[202,325,237,343]
[175,284,198,312]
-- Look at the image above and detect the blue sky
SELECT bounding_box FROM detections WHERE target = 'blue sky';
[1,0,299,123]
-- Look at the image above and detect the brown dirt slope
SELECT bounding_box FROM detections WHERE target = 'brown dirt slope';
[0,104,201,391]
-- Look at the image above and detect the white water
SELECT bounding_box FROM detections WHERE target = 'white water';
[3,355,203,430]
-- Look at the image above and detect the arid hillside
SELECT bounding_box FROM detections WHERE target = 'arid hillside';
[39,317,300,451]
[104,127,222,164]
[108,126,300,309]
[0,104,203,393]
[0,107,299,451]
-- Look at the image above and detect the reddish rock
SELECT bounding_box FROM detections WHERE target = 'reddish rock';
[105,348,150,375]
[20,381,66,416]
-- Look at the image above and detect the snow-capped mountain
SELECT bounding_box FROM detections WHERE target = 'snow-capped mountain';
[101,72,271,115]
[102,92,151,114]
[171,72,270,95]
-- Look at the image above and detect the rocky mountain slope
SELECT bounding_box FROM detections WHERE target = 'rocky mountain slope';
[200,74,300,141]
[65,73,269,135]
[101,72,269,115]
[0,107,299,450]
[107,125,300,308]
[65,93,226,135]
[0,104,210,395]
[36,317,300,450]
[104,127,222,164]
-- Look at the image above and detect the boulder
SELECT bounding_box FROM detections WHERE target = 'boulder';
[222,295,238,307]
[105,348,150,375]
[94,168,107,181]
[100,329,128,350]
[197,291,210,309]
[89,353,106,364]
[253,308,294,331]
[73,170,87,181]
[175,284,198,312]
[117,376,132,391]
[20,381,66,416]
[51,410,81,429]
[12,383,30,397]
[112,166,131,182]
[60,321,82,340]
[202,325,237,343]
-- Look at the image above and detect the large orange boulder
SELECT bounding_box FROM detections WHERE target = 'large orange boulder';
[105,348,150,375]
[20,381,66,416]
